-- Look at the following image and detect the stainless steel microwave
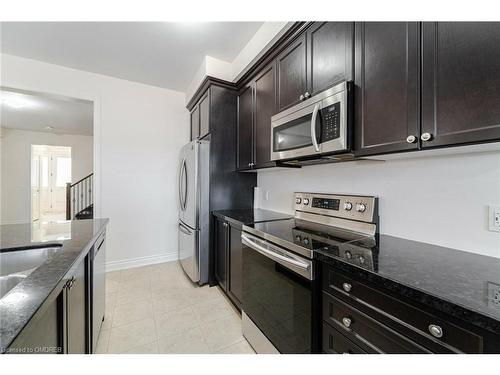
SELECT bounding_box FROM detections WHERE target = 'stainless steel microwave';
[271,81,352,161]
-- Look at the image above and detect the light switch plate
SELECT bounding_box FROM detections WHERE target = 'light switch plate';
[488,205,500,232]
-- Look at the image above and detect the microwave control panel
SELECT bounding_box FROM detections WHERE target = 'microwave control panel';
[321,102,341,142]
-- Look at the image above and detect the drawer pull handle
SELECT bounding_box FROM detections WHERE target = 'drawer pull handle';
[342,283,352,292]
[342,317,352,328]
[429,324,443,338]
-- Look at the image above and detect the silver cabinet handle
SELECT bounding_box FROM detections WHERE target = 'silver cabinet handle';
[342,317,352,328]
[299,94,305,101]
[304,91,311,98]
[310,103,320,152]
[342,283,352,292]
[428,324,443,338]
[241,235,310,270]
[406,135,417,144]
[421,132,432,142]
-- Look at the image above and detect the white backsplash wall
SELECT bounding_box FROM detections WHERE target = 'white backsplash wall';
[257,151,500,259]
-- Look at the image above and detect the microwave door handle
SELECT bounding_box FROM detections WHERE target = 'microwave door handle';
[311,103,320,152]
[241,235,310,270]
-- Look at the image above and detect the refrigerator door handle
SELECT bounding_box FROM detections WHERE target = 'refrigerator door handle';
[178,221,193,235]
[182,159,188,211]
[179,158,187,210]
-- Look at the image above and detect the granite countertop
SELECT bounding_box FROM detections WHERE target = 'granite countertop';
[0,219,109,351]
[212,208,293,227]
[315,234,500,335]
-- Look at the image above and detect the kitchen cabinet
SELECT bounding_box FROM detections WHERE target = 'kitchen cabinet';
[421,22,500,148]
[276,34,307,112]
[354,22,421,156]
[237,63,276,171]
[190,105,200,141]
[213,215,242,309]
[236,85,254,170]
[65,256,88,354]
[306,22,354,96]
[199,91,210,139]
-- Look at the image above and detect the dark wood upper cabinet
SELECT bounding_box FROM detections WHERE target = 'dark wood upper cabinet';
[190,105,200,141]
[422,22,500,148]
[276,34,307,112]
[237,85,254,170]
[354,22,421,156]
[199,91,210,138]
[254,63,276,167]
[306,22,354,96]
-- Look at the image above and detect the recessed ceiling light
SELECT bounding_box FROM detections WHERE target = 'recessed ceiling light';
[44,126,54,131]
[0,92,36,109]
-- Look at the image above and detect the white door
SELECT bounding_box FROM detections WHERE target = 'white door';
[50,154,72,212]
[31,156,40,221]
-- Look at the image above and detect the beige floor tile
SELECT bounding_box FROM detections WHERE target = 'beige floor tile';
[158,327,210,354]
[101,310,114,331]
[120,341,159,354]
[155,306,200,339]
[119,276,151,291]
[152,291,193,314]
[95,329,110,354]
[116,286,152,305]
[106,270,122,283]
[191,297,236,323]
[107,318,157,354]
[200,314,244,352]
[113,300,154,327]
[106,279,120,294]
[184,285,225,304]
[214,339,255,354]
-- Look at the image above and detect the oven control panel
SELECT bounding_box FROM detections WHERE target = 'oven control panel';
[294,192,377,223]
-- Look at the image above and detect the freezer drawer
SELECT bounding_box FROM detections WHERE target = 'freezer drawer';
[178,221,199,283]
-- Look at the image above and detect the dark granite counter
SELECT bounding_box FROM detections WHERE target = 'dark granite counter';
[0,219,109,352]
[315,234,500,335]
[212,208,292,228]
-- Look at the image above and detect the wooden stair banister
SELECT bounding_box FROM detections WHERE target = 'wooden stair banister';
[66,173,94,220]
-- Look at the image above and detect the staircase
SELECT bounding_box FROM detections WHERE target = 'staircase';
[66,173,93,220]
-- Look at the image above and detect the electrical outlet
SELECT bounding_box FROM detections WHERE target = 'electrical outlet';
[488,206,500,232]
[487,282,500,308]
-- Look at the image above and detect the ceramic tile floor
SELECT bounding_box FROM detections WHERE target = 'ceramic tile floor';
[97,261,255,354]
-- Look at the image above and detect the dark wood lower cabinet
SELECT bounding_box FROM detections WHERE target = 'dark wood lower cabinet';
[213,215,243,309]
[65,257,88,354]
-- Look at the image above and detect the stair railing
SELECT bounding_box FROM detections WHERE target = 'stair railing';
[66,173,93,220]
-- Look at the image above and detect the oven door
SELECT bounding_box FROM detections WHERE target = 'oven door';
[241,232,313,353]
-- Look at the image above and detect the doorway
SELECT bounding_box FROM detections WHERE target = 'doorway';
[31,145,72,223]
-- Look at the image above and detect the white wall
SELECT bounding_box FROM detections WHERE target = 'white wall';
[257,151,500,259]
[0,128,93,224]
[1,53,189,269]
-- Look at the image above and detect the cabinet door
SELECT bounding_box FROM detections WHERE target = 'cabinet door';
[307,22,354,96]
[214,218,228,291]
[199,91,210,138]
[66,258,87,354]
[422,22,500,148]
[276,34,307,112]
[354,22,420,156]
[254,63,276,167]
[190,105,200,141]
[228,225,243,307]
[237,85,254,170]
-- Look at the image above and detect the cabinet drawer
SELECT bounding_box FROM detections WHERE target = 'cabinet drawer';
[323,322,367,354]
[323,266,483,353]
[323,292,431,353]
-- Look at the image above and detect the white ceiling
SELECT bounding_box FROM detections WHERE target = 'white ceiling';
[0,22,264,92]
[0,89,93,136]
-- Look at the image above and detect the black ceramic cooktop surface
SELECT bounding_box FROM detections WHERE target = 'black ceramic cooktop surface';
[245,219,500,334]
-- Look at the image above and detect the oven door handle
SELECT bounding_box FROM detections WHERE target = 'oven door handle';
[310,103,320,152]
[241,234,310,270]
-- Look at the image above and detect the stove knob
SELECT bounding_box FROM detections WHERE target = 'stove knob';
[344,202,353,211]
[303,198,310,205]
[295,198,302,204]
[295,235,301,242]
[344,250,352,259]
[356,203,367,213]
[303,238,310,245]
[358,256,365,264]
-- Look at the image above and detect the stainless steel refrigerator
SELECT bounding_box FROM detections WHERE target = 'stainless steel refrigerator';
[178,139,209,285]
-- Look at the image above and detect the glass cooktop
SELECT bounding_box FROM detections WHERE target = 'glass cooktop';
[245,218,379,271]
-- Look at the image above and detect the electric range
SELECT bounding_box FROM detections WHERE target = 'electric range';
[241,192,379,354]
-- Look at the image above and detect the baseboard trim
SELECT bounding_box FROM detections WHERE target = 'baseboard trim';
[105,251,178,272]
